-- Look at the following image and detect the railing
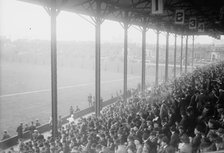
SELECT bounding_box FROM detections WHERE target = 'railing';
[0,97,120,150]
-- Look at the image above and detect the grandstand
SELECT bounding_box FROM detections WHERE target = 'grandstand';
[1,0,224,152]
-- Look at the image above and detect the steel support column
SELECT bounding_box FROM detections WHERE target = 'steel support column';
[155,30,159,86]
[165,32,169,82]
[180,35,183,74]
[95,1,101,117]
[50,0,58,139]
[174,34,177,78]
[185,35,188,73]
[141,27,146,93]
[192,35,195,71]
[123,22,128,102]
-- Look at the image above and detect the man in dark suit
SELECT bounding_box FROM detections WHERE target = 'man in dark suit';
[192,126,203,153]
[189,90,200,111]
[169,126,180,150]
[16,122,23,139]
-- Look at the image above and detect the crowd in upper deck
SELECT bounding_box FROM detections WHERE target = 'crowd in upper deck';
[2,61,224,153]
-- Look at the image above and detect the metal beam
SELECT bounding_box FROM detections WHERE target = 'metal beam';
[95,0,101,117]
[19,0,224,36]
[185,35,188,73]
[50,0,58,139]
[123,22,128,103]
[155,29,159,86]
[180,35,183,74]
[141,26,146,93]
[192,35,194,71]
[174,34,177,78]
[165,32,169,82]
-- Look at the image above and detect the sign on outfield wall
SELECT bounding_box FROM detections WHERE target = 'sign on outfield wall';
[151,0,164,14]
[175,10,185,24]
[189,17,197,29]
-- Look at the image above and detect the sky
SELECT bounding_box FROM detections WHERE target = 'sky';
[0,0,222,45]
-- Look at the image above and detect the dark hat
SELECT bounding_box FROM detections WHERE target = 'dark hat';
[200,137,212,148]
[127,135,134,141]
[161,136,169,144]
[186,106,193,112]
[204,104,211,109]
[150,131,157,136]
[100,133,105,138]
[134,136,142,143]
[217,104,224,109]
[214,136,223,143]
[195,90,200,94]
[217,128,224,134]
[146,120,152,125]
[170,125,176,132]
[180,134,190,143]
[195,125,203,133]
[166,146,176,153]
[142,132,150,141]
[208,119,217,125]
[178,125,184,130]
[180,110,187,116]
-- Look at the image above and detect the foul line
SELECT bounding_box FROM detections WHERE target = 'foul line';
[0,77,140,98]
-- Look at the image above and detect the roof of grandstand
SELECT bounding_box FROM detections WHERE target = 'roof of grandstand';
[20,0,224,37]
[1,0,223,152]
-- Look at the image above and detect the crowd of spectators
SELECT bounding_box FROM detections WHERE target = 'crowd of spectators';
[3,61,224,153]
[16,120,41,140]
[1,120,41,141]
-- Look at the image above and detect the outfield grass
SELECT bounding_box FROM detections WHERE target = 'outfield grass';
[0,61,141,138]
[0,58,185,138]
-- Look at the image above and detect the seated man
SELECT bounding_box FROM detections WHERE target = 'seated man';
[1,130,10,140]
[36,119,41,127]
[75,106,80,112]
